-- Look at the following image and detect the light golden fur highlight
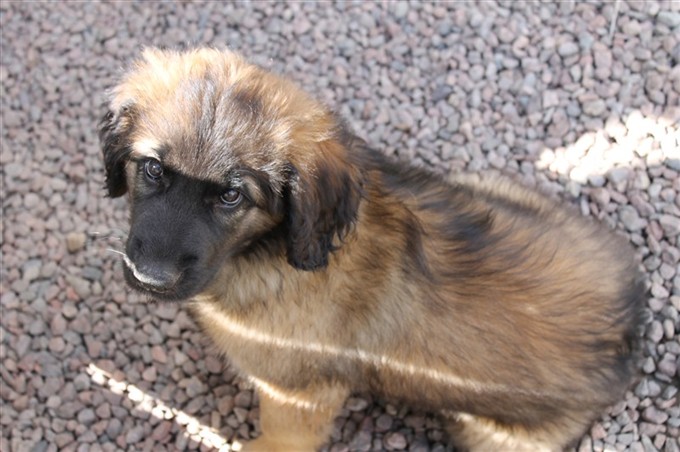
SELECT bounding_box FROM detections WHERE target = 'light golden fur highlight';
[101,48,644,451]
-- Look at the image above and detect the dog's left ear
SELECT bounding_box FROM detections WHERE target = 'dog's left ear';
[98,106,134,198]
[285,139,364,271]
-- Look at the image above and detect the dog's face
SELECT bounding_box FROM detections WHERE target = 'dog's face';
[100,48,362,300]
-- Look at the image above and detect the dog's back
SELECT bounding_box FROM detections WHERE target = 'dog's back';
[350,151,645,449]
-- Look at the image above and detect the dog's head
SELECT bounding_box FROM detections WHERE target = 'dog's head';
[100,48,363,300]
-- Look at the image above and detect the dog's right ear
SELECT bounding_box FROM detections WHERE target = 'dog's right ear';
[98,106,134,198]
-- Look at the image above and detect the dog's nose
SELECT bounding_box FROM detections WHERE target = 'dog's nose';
[138,263,182,290]
[124,255,182,291]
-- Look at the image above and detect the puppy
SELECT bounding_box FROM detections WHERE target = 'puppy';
[100,48,644,451]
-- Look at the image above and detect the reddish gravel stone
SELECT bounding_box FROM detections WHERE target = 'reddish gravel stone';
[151,345,168,364]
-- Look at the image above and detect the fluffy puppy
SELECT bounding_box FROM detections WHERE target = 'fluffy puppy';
[100,48,644,451]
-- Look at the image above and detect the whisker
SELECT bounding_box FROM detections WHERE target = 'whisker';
[106,248,127,257]
[100,236,123,243]
[89,229,128,241]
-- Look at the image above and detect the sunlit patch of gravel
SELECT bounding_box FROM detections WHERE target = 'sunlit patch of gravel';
[1,1,678,451]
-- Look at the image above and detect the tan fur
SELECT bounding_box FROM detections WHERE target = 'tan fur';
[102,48,643,451]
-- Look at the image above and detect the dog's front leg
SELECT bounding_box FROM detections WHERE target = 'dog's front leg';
[243,380,350,452]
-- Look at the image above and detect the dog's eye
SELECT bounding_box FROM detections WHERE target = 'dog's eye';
[219,189,242,208]
[144,159,163,181]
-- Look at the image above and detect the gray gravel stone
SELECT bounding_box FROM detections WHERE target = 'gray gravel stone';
[643,357,657,374]
[22,259,42,282]
[659,215,680,237]
[125,426,145,445]
[76,409,96,426]
[234,390,252,409]
[81,266,103,281]
[384,431,408,450]
[657,355,678,378]
[582,99,607,117]
[607,167,631,185]
[345,397,369,412]
[375,413,393,432]
[73,373,90,391]
[95,403,111,419]
[106,419,122,439]
[662,385,678,400]
[657,11,680,28]
[50,314,67,336]
[648,321,665,343]
[619,206,647,231]
[558,41,579,57]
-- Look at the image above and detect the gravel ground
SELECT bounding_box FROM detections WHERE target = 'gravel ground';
[1,1,679,451]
